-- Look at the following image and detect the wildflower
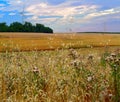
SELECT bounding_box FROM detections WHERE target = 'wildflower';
[69,48,78,59]
[108,93,113,97]
[111,53,116,57]
[87,76,92,82]
[87,54,94,60]
[105,56,114,62]
[105,52,120,65]
[114,59,120,65]
[33,66,39,73]
[70,59,80,68]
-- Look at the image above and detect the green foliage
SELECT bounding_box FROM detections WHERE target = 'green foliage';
[0,22,53,33]
[9,22,23,32]
[23,22,34,32]
[101,51,110,67]
[0,22,8,32]
[35,23,45,32]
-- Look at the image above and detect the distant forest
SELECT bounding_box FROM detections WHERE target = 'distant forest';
[0,22,53,33]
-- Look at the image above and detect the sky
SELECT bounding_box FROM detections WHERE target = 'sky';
[0,0,120,32]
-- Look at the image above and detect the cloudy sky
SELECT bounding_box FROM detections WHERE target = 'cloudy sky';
[0,0,120,32]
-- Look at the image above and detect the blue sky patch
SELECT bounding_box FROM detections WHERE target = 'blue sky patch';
[0,0,120,32]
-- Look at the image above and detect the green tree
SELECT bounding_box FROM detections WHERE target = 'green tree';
[0,22,8,32]
[35,24,45,32]
[9,22,23,32]
[0,21,53,33]
[44,27,53,33]
[23,22,34,32]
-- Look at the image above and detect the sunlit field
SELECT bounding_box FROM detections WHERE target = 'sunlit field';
[0,33,120,51]
[0,33,120,102]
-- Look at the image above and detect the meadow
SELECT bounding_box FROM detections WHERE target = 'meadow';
[0,33,120,102]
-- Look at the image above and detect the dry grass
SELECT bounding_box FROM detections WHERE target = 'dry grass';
[0,33,120,51]
[0,46,120,101]
[0,33,120,101]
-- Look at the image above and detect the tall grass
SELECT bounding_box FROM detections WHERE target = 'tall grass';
[105,51,120,102]
[0,47,119,101]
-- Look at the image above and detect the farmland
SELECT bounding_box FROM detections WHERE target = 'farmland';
[0,33,120,51]
[0,33,120,101]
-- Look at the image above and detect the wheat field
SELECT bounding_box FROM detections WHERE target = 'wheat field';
[0,33,120,51]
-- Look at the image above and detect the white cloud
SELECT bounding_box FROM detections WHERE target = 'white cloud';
[0,7,5,10]
[7,0,22,5]
[1,0,120,32]
[0,4,5,10]
[85,7,120,19]
[0,4,5,7]
[9,12,16,16]
[27,17,58,25]
[25,2,98,24]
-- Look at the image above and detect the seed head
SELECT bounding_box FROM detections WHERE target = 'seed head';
[88,54,94,60]
[105,56,114,63]
[71,60,80,68]
[114,59,120,65]
[69,49,78,59]
[111,53,116,57]
[33,66,39,73]
[87,76,93,82]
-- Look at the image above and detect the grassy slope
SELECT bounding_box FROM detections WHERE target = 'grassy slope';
[0,33,120,51]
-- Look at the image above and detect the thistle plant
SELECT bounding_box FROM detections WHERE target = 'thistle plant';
[105,52,120,102]
[1,47,120,101]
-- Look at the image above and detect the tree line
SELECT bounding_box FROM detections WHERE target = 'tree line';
[0,22,53,33]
